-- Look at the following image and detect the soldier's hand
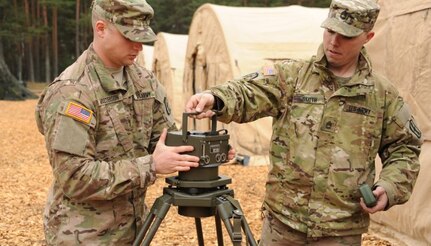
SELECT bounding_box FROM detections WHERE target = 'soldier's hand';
[359,186,388,214]
[228,147,236,161]
[152,128,200,174]
[185,92,215,119]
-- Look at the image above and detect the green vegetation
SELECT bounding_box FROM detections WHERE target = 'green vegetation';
[0,0,330,99]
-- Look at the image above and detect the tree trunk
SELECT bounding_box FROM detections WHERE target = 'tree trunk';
[17,42,24,82]
[24,0,35,82]
[43,5,51,82]
[52,5,58,77]
[0,37,37,100]
[13,0,23,83]
[34,0,41,82]
[75,0,80,58]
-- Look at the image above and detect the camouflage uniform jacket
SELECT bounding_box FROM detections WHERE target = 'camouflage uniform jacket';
[210,45,422,237]
[35,45,176,245]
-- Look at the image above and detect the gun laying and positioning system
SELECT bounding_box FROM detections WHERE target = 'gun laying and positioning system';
[133,112,257,246]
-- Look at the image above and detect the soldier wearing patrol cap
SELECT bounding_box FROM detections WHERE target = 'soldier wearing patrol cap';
[35,0,204,244]
[186,0,422,245]
[321,0,380,37]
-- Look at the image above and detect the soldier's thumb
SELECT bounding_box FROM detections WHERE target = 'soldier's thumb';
[158,128,168,145]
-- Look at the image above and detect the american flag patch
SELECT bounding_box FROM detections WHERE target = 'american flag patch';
[65,102,93,124]
[262,66,276,76]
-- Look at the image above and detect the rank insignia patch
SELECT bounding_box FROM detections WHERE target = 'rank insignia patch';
[65,102,93,124]
[408,118,422,139]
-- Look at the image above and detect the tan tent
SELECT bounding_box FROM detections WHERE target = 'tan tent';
[136,45,154,71]
[153,32,189,127]
[365,1,431,245]
[184,4,328,164]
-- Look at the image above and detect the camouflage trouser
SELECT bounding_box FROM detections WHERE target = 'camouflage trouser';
[258,210,362,246]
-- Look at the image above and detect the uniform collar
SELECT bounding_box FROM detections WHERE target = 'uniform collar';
[312,44,374,87]
[87,45,129,93]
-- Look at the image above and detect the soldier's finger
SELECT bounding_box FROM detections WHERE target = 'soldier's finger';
[174,145,195,153]
[180,155,200,164]
[359,198,374,213]
[175,166,192,172]
[205,110,216,117]
[158,128,168,144]
[185,96,198,113]
[195,95,209,113]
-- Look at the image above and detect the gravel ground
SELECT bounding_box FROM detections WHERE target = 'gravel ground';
[0,99,392,245]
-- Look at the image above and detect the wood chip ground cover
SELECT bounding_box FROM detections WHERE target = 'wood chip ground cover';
[0,100,392,245]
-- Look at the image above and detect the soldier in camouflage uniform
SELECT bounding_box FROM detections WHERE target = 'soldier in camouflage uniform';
[185,0,423,245]
[35,0,202,245]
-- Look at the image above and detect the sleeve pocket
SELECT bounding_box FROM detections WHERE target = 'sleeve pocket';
[52,115,89,156]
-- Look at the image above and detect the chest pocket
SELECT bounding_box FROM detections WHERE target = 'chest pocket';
[336,101,379,168]
[133,98,154,154]
[95,95,134,160]
[95,91,156,160]
[289,93,325,140]
[107,107,134,152]
[286,93,325,174]
[133,91,155,154]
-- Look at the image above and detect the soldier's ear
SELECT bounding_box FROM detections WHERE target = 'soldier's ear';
[364,31,375,43]
[94,20,107,38]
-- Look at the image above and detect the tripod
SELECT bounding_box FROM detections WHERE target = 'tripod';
[133,167,257,246]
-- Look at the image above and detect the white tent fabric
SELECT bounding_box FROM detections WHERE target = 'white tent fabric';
[136,45,154,71]
[153,32,188,127]
[184,4,328,165]
[365,0,431,245]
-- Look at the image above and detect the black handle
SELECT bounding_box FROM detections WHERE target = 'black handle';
[181,112,218,143]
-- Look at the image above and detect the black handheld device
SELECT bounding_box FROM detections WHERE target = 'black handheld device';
[165,112,230,181]
[166,112,230,167]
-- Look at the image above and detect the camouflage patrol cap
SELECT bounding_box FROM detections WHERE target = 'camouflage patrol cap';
[92,0,157,43]
[321,0,380,37]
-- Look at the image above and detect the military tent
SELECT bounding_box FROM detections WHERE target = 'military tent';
[136,45,154,71]
[183,4,329,165]
[153,32,189,127]
[365,1,431,245]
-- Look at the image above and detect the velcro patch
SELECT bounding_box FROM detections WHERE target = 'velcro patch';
[292,94,324,104]
[242,72,259,81]
[64,102,93,124]
[99,94,121,105]
[134,91,155,100]
[321,116,337,132]
[343,105,371,116]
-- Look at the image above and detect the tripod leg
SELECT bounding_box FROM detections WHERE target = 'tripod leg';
[134,212,156,246]
[195,218,205,246]
[216,197,242,246]
[215,213,224,246]
[216,195,257,246]
[240,214,257,246]
[133,194,173,246]
[225,195,257,246]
